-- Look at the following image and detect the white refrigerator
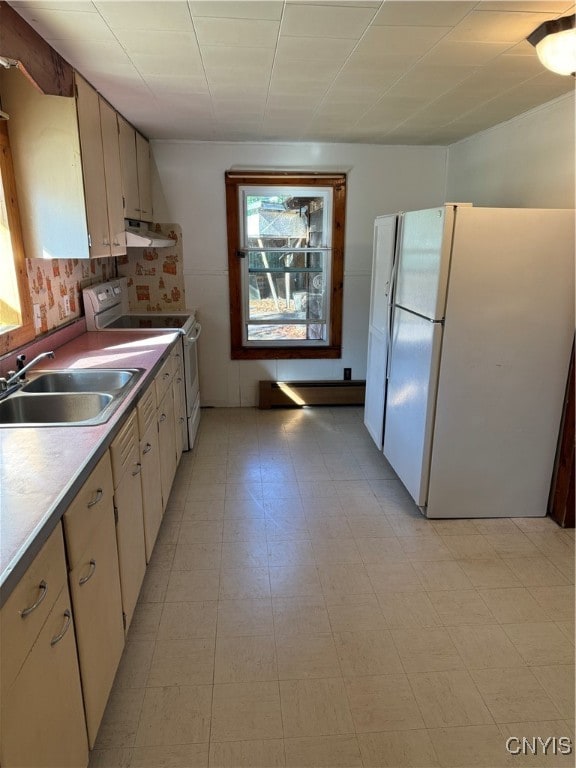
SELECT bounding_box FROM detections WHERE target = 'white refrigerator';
[363,214,400,449]
[372,204,574,518]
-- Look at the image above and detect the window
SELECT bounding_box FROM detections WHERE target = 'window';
[225,172,346,359]
[0,120,34,354]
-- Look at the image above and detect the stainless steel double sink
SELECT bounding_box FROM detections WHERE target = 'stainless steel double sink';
[0,369,144,426]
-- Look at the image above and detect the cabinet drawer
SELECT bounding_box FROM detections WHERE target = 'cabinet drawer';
[137,381,157,437]
[109,410,139,488]
[63,451,114,569]
[154,354,174,406]
[0,525,67,694]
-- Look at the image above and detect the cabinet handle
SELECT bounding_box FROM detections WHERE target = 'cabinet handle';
[159,413,167,422]
[176,377,183,384]
[163,372,170,380]
[103,238,110,246]
[113,240,121,246]
[20,580,48,618]
[132,462,142,476]
[179,417,185,423]
[50,609,72,646]
[87,488,104,508]
[79,559,96,586]
[143,442,152,455]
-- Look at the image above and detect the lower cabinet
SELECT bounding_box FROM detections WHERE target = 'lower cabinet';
[173,356,187,463]
[140,418,164,561]
[0,527,88,768]
[64,452,124,748]
[158,384,177,510]
[110,411,146,632]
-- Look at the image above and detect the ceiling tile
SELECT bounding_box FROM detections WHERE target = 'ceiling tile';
[476,1,573,12]
[131,50,204,77]
[51,39,137,76]
[287,0,381,7]
[372,1,476,27]
[113,29,199,57]
[18,6,114,40]
[144,74,209,95]
[189,1,283,21]
[201,45,275,71]
[272,59,343,82]
[281,3,376,38]
[356,25,451,57]
[276,35,357,60]
[447,10,554,42]
[10,0,95,10]
[420,40,513,66]
[385,65,478,99]
[95,1,191,29]
[193,17,279,47]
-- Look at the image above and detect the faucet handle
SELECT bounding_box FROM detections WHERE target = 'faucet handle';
[16,354,26,371]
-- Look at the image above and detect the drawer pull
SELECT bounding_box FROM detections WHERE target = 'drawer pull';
[132,462,142,476]
[162,372,170,380]
[179,417,185,423]
[159,413,167,422]
[176,377,183,384]
[87,488,104,508]
[79,560,96,586]
[143,442,152,455]
[20,580,48,618]
[50,609,72,646]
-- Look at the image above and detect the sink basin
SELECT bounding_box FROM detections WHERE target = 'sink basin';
[22,369,137,394]
[0,393,114,425]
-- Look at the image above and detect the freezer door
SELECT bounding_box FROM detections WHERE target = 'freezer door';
[364,329,388,449]
[369,215,398,334]
[383,307,443,506]
[395,206,455,321]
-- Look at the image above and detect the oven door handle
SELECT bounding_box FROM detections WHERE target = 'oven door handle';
[186,322,202,343]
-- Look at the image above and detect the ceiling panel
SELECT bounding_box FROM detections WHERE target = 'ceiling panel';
[6,0,574,145]
[95,1,192,29]
[281,3,376,38]
[193,17,280,47]
[189,1,284,20]
[372,1,476,26]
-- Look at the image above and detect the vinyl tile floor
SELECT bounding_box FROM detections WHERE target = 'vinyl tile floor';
[90,407,575,768]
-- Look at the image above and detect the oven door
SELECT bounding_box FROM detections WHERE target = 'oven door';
[183,321,201,446]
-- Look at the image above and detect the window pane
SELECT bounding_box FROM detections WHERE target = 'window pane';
[245,192,329,248]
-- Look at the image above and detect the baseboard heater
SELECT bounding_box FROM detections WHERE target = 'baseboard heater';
[259,380,366,409]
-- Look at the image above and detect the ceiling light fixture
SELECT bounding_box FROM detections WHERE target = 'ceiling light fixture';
[0,57,18,69]
[527,14,576,76]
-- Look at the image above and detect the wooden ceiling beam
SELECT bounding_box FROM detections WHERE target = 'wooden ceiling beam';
[0,1,73,97]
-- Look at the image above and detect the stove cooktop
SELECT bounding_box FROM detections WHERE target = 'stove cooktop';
[106,315,190,330]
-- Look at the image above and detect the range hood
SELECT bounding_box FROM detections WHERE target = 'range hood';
[124,220,174,248]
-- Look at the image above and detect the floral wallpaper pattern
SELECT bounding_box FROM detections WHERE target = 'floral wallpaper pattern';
[26,256,116,335]
[117,223,186,311]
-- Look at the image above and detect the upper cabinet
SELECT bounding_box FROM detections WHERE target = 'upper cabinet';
[118,116,152,222]
[75,74,126,258]
[1,67,149,260]
[1,69,91,260]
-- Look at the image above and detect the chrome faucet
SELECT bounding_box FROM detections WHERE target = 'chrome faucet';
[0,351,56,391]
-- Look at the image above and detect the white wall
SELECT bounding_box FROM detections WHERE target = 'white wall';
[152,142,447,406]
[446,93,575,208]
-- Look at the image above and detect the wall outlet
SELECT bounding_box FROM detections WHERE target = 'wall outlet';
[343,368,352,380]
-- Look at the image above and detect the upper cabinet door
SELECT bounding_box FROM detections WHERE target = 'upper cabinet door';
[99,99,126,257]
[75,74,110,258]
[136,132,152,221]
[118,116,140,219]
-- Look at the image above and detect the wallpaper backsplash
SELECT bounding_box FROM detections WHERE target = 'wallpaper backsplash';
[26,256,116,335]
[117,223,185,311]
[24,223,185,338]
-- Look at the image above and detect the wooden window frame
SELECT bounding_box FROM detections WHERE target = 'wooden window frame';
[0,120,34,355]
[225,171,346,360]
